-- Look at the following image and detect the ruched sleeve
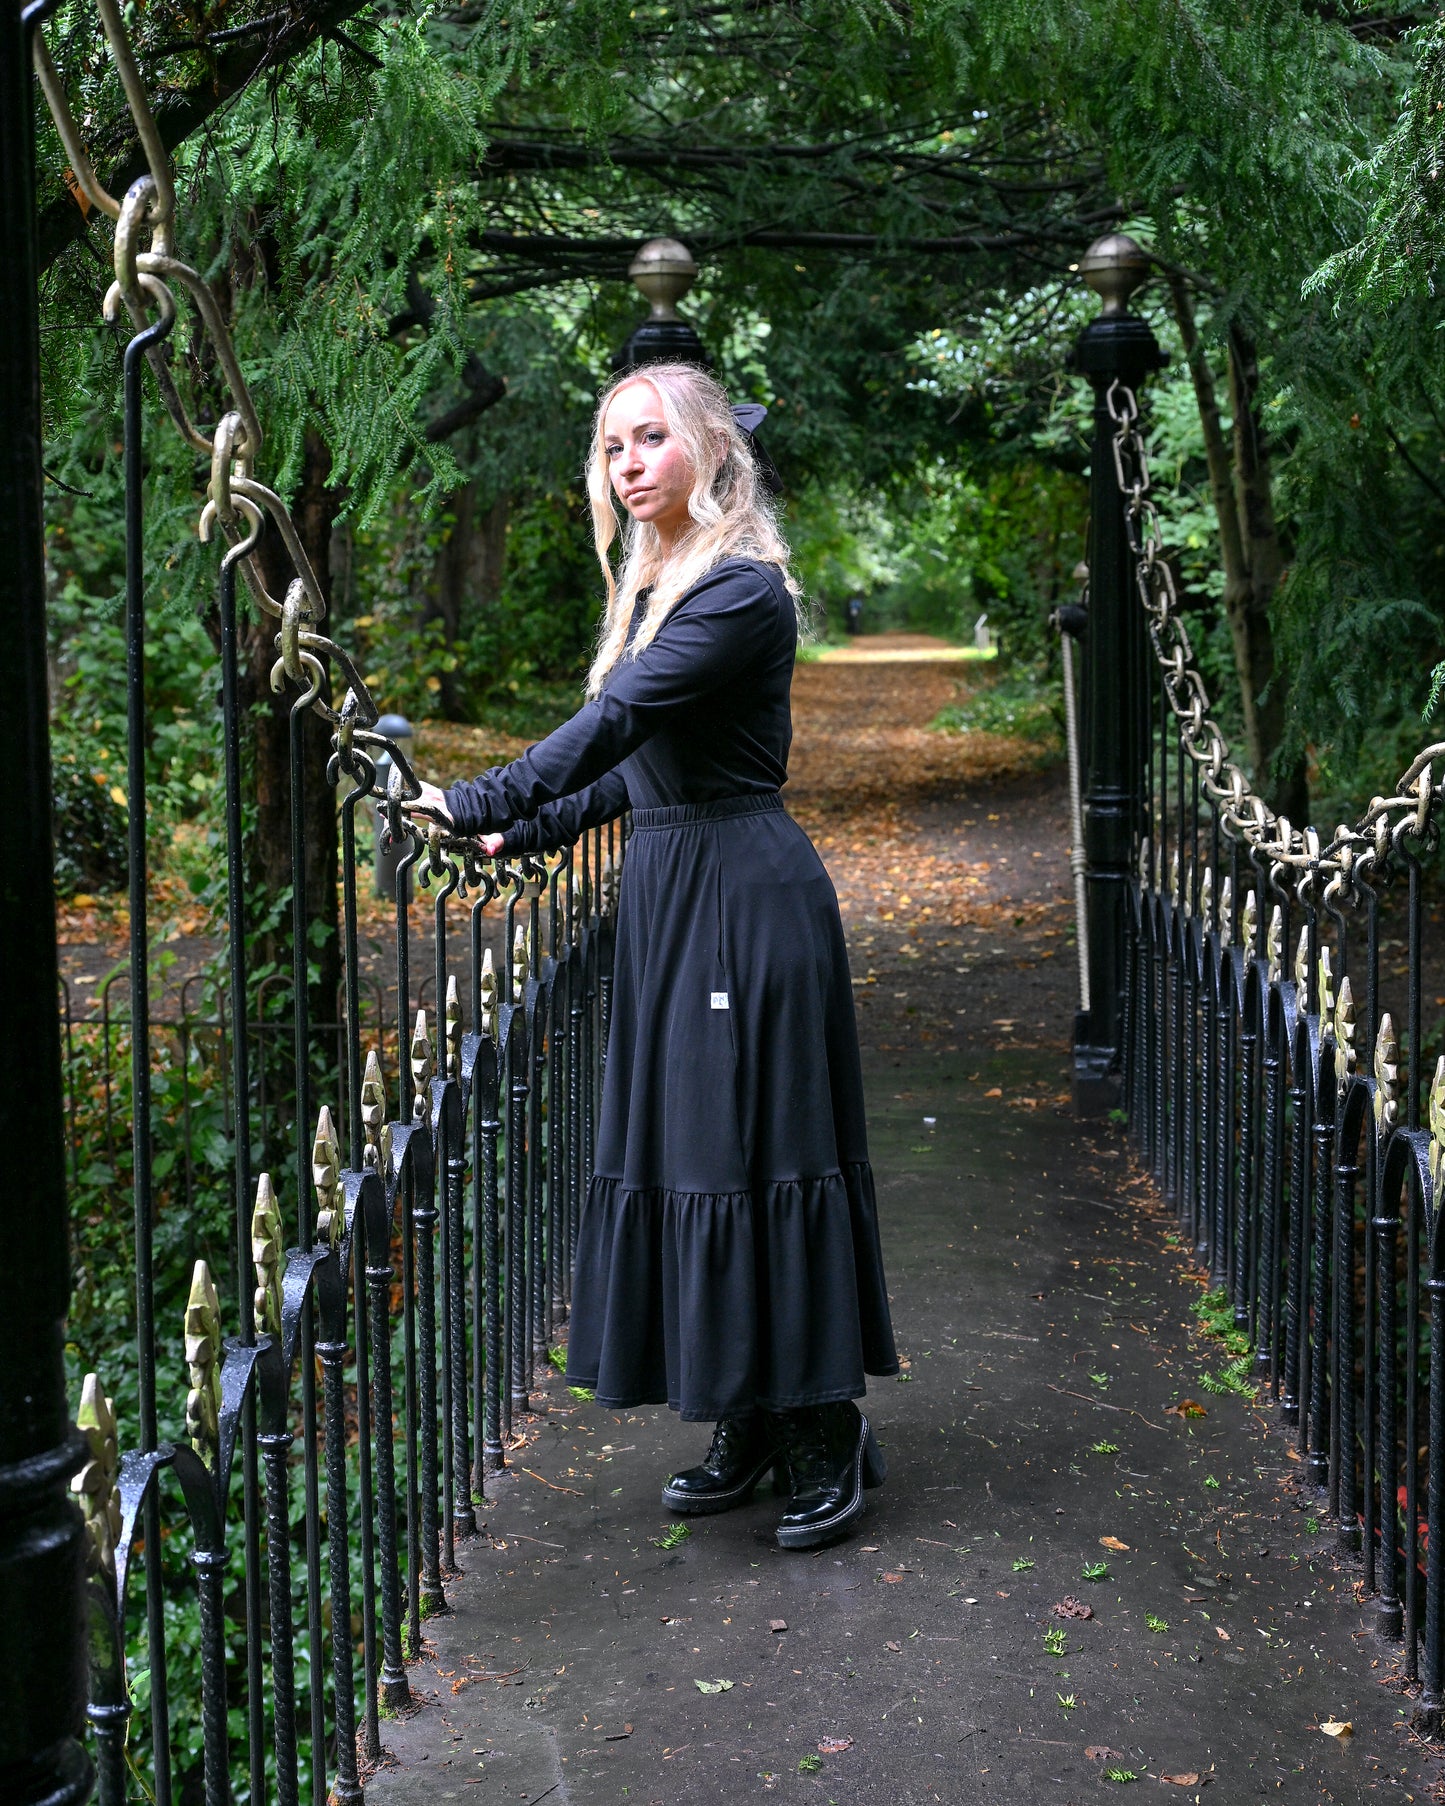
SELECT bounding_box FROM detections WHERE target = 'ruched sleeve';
[442,561,783,837]
[499,770,629,855]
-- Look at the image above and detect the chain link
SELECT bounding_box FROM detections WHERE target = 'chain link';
[34,7,508,876]
[1108,379,1444,902]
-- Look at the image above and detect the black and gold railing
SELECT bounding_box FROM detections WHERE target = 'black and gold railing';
[21,6,623,1802]
[1085,254,1445,1724]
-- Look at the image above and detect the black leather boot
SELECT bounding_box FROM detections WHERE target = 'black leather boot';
[661,1414,786,1514]
[771,1402,886,1550]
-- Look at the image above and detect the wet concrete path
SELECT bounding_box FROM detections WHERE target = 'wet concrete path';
[368,698,1441,1804]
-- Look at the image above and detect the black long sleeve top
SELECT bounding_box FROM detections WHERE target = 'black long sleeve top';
[443,557,797,853]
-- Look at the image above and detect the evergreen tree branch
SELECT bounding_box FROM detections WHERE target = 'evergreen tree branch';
[35,0,378,274]
[1384,422,1445,504]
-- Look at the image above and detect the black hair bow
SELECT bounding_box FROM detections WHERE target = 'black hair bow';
[730,402,784,497]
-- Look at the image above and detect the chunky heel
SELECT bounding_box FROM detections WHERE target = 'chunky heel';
[662,1416,785,1514]
[861,1419,886,1489]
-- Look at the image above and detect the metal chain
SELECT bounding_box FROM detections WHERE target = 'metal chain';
[34,4,494,867]
[1108,379,1443,904]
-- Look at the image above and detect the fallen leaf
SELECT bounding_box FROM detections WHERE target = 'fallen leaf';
[1320,1720,1352,1738]
[860,1545,881,1553]
[1086,1746,1125,1762]
[885,1640,901,1652]
[1165,1400,1208,1419]
[1100,1536,1131,1552]
[694,1679,734,1694]
[882,1572,904,1583]
[1214,1626,1231,1641]
[1052,1597,1094,1620]
[1161,1774,1202,1787]
[769,1619,788,1633]
[985,1087,1003,1098]
[817,1737,854,1755]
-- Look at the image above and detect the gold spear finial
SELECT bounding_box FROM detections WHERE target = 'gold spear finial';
[1169,849,1181,911]
[1219,873,1234,943]
[71,1372,120,1577]
[411,1008,432,1123]
[1431,1056,1445,1198]
[512,924,529,1004]
[251,1173,283,1338]
[1293,925,1310,1000]
[1426,1047,1445,1184]
[361,1048,387,1172]
[445,974,461,1080]
[1317,947,1335,1028]
[479,947,498,1039]
[1267,904,1284,985]
[1375,1014,1400,1132]
[184,1260,223,1468]
[1138,836,1151,883]
[1335,974,1357,1078]
[1199,867,1213,929]
[313,1105,342,1250]
[601,855,618,917]
[1242,887,1257,952]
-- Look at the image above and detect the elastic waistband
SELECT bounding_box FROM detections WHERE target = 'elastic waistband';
[629,792,784,832]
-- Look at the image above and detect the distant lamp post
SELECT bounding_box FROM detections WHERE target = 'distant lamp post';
[612,237,710,372]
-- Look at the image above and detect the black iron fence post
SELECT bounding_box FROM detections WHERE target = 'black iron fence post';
[1070,233,1166,1112]
[0,4,94,1801]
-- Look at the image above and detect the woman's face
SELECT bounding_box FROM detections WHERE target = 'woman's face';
[603,380,697,548]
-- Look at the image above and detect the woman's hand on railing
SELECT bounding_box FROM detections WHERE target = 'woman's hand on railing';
[478,832,506,856]
[405,779,454,826]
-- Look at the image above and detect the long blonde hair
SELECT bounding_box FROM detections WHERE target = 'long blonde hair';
[584,363,801,697]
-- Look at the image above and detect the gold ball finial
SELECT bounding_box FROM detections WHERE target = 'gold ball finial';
[1077,233,1150,317]
[628,238,699,320]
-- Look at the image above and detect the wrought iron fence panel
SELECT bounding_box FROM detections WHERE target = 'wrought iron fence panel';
[1092,345,1445,1722]
[33,9,624,1798]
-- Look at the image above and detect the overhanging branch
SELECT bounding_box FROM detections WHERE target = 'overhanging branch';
[35,0,378,273]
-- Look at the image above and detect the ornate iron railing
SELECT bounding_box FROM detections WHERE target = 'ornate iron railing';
[1114,363,1445,1721]
[34,8,623,1801]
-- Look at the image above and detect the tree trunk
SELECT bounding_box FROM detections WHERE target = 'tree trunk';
[429,483,507,719]
[1227,326,1307,820]
[1168,281,1306,821]
[241,425,342,1078]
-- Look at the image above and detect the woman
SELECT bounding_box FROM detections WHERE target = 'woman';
[409,363,897,1549]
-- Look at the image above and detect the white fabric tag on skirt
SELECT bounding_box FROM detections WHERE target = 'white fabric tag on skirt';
[711,992,730,1010]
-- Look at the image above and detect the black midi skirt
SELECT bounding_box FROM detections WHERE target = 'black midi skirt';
[566,793,899,1421]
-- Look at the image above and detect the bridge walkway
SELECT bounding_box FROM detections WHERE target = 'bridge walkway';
[371,649,1431,1806]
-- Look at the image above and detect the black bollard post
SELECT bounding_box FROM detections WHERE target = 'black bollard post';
[1070,234,1166,1113]
[0,6,95,1803]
